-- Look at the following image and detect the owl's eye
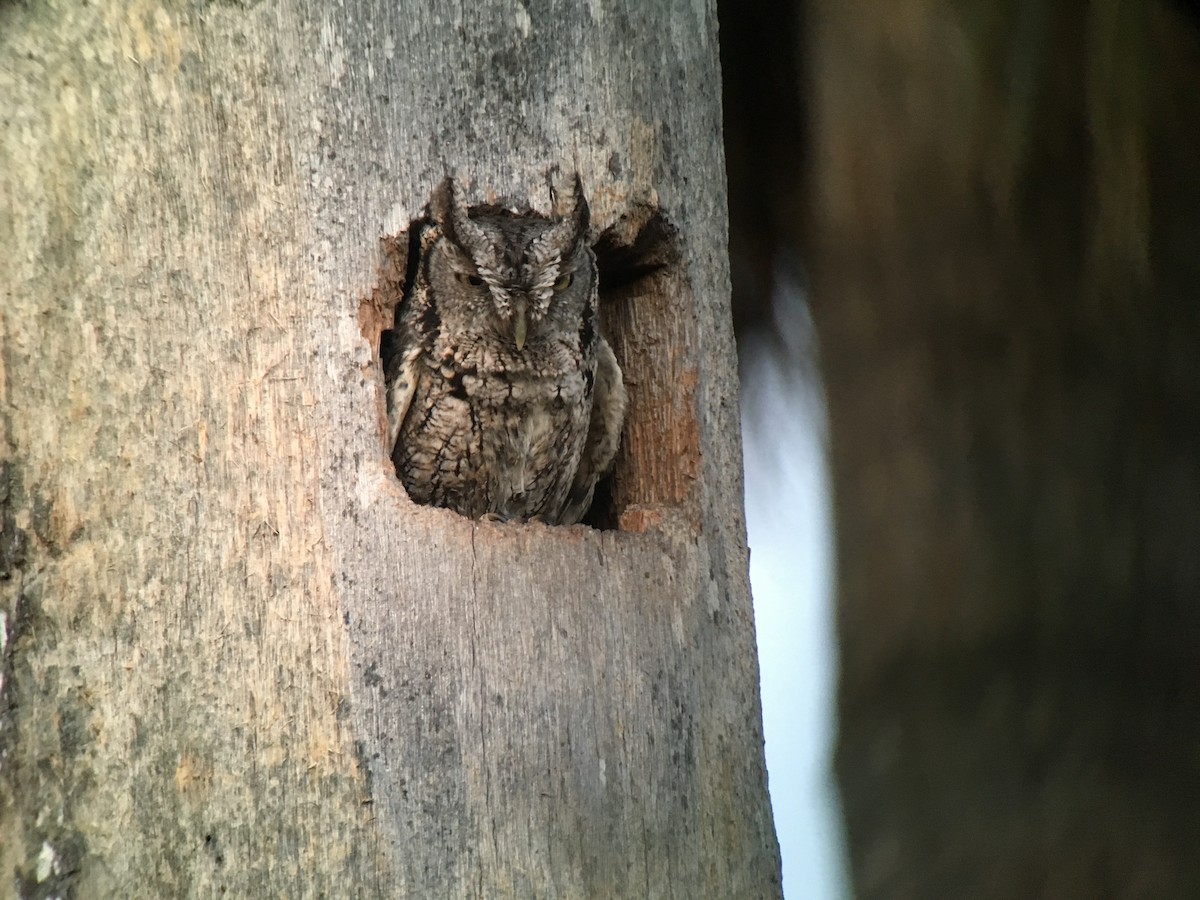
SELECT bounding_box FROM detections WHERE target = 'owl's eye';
[457,272,485,287]
[552,273,573,292]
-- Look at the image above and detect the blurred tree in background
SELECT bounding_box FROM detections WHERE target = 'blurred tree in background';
[723,1,1200,896]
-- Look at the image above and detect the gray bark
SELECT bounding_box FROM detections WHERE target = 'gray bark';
[0,1,781,897]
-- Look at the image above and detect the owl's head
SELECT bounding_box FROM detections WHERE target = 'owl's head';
[427,175,595,351]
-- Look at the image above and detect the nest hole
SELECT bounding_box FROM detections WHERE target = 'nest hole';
[366,194,692,533]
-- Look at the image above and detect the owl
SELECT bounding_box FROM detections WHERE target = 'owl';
[384,174,627,525]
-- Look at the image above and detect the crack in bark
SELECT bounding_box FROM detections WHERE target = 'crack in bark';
[466,524,499,877]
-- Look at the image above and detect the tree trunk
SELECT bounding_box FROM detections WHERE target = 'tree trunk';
[808,1,1200,896]
[0,2,781,897]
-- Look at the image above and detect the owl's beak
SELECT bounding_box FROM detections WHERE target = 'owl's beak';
[513,301,528,351]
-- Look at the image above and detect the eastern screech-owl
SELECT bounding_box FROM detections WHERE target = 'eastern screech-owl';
[385,174,627,525]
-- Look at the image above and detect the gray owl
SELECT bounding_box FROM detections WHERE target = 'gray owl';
[385,175,627,525]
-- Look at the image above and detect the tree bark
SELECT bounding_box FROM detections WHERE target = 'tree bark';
[0,1,781,897]
[807,1,1200,896]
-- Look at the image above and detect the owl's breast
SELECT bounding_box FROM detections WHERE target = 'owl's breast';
[394,336,595,521]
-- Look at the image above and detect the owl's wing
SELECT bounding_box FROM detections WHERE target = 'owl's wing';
[560,337,628,524]
[385,218,446,456]
[385,339,423,453]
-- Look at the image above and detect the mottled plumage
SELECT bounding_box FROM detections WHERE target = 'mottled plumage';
[385,175,627,525]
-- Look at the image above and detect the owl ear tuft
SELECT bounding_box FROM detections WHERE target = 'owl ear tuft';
[430,177,493,262]
[544,172,590,253]
[428,176,456,230]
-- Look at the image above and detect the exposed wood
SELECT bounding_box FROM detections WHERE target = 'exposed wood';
[0,1,781,896]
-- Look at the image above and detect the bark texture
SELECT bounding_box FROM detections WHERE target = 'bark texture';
[806,1,1200,896]
[0,1,781,897]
